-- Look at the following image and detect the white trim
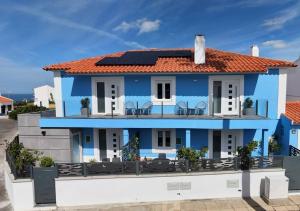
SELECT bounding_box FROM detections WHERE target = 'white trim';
[54,71,63,117]
[278,69,288,118]
[151,76,176,105]
[91,77,125,115]
[72,132,83,162]
[208,130,243,159]
[208,75,244,115]
[151,129,176,154]
[93,129,100,161]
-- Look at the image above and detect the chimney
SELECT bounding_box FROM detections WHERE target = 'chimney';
[194,35,205,64]
[251,45,259,57]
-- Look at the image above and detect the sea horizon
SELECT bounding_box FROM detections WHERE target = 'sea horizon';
[1,93,34,102]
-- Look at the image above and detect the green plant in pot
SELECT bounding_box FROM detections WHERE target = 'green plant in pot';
[237,140,258,170]
[268,134,280,155]
[80,98,90,117]
[243,97,255,116]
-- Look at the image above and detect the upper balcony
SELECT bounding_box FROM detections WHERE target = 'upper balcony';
[39,99,275,130]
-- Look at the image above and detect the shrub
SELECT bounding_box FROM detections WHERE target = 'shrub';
[88,158,97,163]
[237,140,259,170]
[15,149,41,173]
[177,147,202,162]
[80,98,90,108]
[6,136,23,159]
[8,105,47,120]
[269,134,280,154]
[40,156,54,167]
[122,134,140,161]
[243,97,253,108]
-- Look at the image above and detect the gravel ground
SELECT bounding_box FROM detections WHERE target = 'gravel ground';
[0,117,17,211]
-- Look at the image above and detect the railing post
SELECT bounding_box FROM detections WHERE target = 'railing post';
[256,100,258,115]
[186,101,189,117]
[239,101,242,117]
[136,102,139,118]
[135,160,140,175]
[185,159,189,173]
[30,165,34,179]
[55,163,59,178]
[161,101,163,117]
[82,163,87,177]
[212,100,214,117]
[63,101,66,117]
[266,100,269,118]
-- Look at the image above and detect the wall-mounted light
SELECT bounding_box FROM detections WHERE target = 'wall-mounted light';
[193,79,198,82]
[134,79,139,82]
[41,131,46,136]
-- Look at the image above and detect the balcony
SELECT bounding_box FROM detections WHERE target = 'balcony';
[41,99,270,120]
[39,99,274,130]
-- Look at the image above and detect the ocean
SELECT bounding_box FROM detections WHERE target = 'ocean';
[1,93,34,102]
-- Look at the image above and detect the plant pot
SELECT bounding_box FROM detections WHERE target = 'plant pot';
[81,108,90,117]
[243,107,255,116]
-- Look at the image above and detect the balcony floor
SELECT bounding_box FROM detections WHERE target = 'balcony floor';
[53,114,267,120]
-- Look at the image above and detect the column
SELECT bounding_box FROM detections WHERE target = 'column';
[123,129,129,146]
[185,129,191,148]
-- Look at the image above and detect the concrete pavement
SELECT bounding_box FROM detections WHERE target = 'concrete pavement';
[0,117,17,211]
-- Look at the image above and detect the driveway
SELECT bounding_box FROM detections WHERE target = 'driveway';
[0,117,17,211]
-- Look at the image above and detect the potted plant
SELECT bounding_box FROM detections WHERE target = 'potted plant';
[237,140,258,170]
[243,97,255,116]
[81,98,90,117]
[268,134,280,156]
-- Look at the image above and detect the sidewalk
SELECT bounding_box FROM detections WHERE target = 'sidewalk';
[53,196,300,211]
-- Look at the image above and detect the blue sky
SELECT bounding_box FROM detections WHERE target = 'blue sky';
[0,0,300,93]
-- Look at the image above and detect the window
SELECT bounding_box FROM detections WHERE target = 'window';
[85,135,91,144]
[152,129,176,154]
[151,77,176,105]
[156,130,171,148]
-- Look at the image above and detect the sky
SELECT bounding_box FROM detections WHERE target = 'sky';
[0,0,300,94]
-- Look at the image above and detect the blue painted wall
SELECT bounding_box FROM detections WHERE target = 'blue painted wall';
[244,69,279,119]
[82,128,94,156]
[60,71,280,118]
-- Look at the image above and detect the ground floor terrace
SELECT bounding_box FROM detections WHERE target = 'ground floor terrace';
[70,128,277,162]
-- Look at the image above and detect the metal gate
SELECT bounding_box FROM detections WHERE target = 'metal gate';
[283,156,300,190]
[33,167,57,204]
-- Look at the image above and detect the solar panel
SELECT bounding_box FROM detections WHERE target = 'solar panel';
[96,50,192,66]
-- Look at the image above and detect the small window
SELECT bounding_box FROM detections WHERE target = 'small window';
[113,144,116,147]
[165,131,171,147]
[157,83,163,99]
[165,83,171,99]
[158,131,163,147]
[157,130,172,148]
[111,85,115,88]
[229,84,232,88]
[151,77,176,105]
[176,137,182,145]
[86,135,91,144]
[114,149,117,153]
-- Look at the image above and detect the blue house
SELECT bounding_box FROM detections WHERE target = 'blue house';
[40,35,296,162]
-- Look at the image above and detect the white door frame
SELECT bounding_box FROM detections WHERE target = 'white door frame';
[208,129,243,159]
[71,131,83,162]
[91,77,125,115]
[208,75,244,115]
[93,128,123,161]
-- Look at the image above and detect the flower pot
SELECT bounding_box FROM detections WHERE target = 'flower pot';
[81,108,90,117]
[243,107,255,116]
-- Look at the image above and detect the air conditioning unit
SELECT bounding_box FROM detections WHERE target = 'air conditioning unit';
[264,175,289,201]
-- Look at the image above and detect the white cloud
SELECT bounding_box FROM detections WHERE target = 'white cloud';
[262,2,300,30]
[114,18,161,34]
[10,4,146,49]
[262,40,288,49]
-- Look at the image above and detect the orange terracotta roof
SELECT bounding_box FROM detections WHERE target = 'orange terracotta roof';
[285,101,300,124]
[0,96,13,104]
[43,48,296,74]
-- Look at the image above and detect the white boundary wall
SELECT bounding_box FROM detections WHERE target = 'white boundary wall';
[4,163,35,211]
[4,160,286,210]
[56,169,285,207]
